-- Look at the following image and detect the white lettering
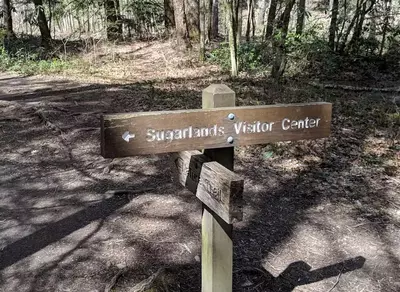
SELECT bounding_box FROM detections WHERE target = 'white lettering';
[234,122,242,135]
[146,129,156,142]
[282,118,290,130]
[200,127,209,137]
[218,126,224,136]
[165,130,174,141]
[174,129,183,140]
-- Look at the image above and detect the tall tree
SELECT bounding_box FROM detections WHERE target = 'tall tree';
[348,0,376,53]
[296,0,306,34]
[33,0,51,47]
[205,0,212,42]
[265,0,277,39]
[328,0,339,50]
[224,0,239,76]
[104,0,122,41]
[164,0,176,33]
[245,0,254,41]
[236,0,242,41]
[257,0,268,34]
[174,0,191,48]
[211,0,219,38]
[271,0,296,78]
[3,0,15,39]
[185,0,200,39]
[380,0,391,56]
[200,0,206,60]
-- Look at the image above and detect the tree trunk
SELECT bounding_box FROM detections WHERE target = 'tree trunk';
[185,0,200,40]
[3,0,15,39]
[200,0,206,61]
[224,0,239,76]
[380,0,391,56]
[114,0,123,36]
[236,0,242,42]
[211,0,219,38]
[245,0,254,41]
[205,0,212,42]
[164,0,175,33]
[271,0,296,79]
[265,0,278,39]
[104,0,122,41]
[336,0,347,51]
[174,0,191,48]
[33,0,52,47]
[257,0,268,33]
[348,2,367,53]
[328,0,339,50]
[296,0,306,35]
[338,0,361,53]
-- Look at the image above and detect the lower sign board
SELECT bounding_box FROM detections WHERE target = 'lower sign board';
[172,151,243,223]
[101,102,332,158]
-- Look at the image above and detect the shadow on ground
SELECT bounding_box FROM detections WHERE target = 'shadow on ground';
[0,74,398,291]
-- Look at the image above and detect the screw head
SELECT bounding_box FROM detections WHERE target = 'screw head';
[228,113,235,120]
[227,136,234,144]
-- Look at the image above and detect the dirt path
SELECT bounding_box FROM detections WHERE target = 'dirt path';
[0,49,399,292]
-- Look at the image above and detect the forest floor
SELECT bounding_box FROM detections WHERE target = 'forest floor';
[0,40,399,292]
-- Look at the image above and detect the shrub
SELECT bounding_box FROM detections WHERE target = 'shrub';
[0,36,71,75]
[207,41,272,73]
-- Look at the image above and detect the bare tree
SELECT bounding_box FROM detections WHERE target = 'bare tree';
[33,0,52,47]
[245,0,255,41]
[296,0,306,34]
[265,0,278,39]
[104,0,122,41]
[328,0,339,50]
[185,0,200,39]
[211,0,219,38]
[380,0,391,56]
[257,0,268,33]
[224,0,240,76]
[200,0,206,60]
[3,0,15,39]
[271,0,296,78]
[174,0,191,48]
[164,0,175,33]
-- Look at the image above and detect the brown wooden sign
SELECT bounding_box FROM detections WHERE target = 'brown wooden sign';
[101,102,332,158]
[172,151,243,223]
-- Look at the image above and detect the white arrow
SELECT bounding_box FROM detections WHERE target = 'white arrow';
[122,131,135,142]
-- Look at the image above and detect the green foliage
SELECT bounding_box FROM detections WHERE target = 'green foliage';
[207,42,271,73]
[123,0,164,37]
[0,36,71,75]
[282,26,337,76]
[206,43,231,70]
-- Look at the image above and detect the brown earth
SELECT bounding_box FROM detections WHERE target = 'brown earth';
[0,41,399,292]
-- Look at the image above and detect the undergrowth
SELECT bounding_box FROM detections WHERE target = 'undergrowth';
[0,32,75,75]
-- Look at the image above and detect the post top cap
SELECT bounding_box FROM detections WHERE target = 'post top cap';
[203,84,234,94]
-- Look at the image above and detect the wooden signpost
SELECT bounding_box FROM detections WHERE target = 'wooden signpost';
[101,103,331,158]
[100,84,332,292]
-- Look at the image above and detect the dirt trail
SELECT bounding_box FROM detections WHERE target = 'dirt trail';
[0,42,399,292]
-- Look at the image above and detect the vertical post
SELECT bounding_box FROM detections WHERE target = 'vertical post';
[201,84,235,292]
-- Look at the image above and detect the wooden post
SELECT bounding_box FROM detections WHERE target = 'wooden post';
[201,84,235,292]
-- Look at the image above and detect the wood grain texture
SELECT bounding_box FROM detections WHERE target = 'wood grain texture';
[203,84,235,170]
[201,84,235,292]
[171,150,211,194]
[172,151,244,224]
[101,102,332,158]
[197,161,243,224]
[202,207,233,292]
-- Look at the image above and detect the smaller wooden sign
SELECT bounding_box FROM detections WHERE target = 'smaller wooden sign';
[197,162,243,223]
[172,151,244,223]
[172,150,211,194]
